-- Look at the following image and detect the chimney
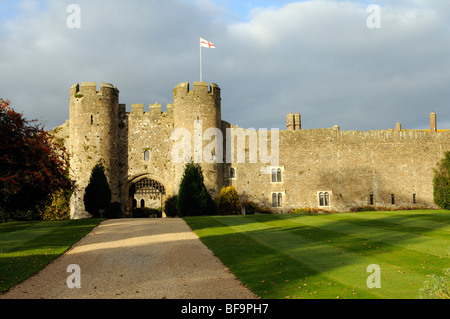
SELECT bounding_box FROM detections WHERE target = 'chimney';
[395,123,401,131]
[430,112,437,132]
[286,113,294,131]
[294,113,301,130]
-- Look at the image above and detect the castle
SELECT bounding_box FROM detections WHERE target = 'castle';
[53,81,450,219]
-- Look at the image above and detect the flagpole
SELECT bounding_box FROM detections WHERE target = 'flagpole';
[199,38,202,82]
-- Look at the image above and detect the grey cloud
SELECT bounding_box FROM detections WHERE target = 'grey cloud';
[1,0,449,132]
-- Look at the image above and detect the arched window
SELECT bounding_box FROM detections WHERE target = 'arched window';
[272,193,277,207]
[271,168,276,182]
[324,192,329,206]
[319,192,324,206]
[144,150,150,161]
[391,194,395,205]
[230,167,235,179]
[140,199,145,208]
[277,193,283,207]
[277,168,282,182]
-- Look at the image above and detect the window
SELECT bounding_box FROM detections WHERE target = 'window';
[271,168,282,183]
[318,192,330,207]
[140,199,145,208]
[144,150,150,161]
[272,193,283,207]
[277,168,282,182]
[391,194,395,205]
[369,194,374,206]
[230,167,235,179]
[413,194,416,204]
[324,192,329,206]
[90,115,93,126]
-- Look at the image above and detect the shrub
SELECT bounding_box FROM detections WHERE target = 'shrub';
[164,195,179,217]
[0,99,72,219]
[39,188,71,220]
[242,200,273,215]
[419,269,450,299]
[290,207,337,214]
[177,163,218,216]
[350,206,376,213]
[216,186,241,215]
[107,202,122,219]
[83,163,111,217]
[434,151,450,210]
[290,208,310,214]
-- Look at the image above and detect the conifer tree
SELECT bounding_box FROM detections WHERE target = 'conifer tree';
[84,163,111,217]
[433,151,450,210]
[177,163,217,216]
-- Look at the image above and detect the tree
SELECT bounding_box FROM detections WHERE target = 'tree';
[84,163,111,217]
[216,186,241,215]
[433,151,450,210]
[177,163,217,216]
[0,99,72,219]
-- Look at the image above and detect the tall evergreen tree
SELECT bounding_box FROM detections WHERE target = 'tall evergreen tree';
[177,163,217,216]
[433,151,450,210]
[84,163,111,217]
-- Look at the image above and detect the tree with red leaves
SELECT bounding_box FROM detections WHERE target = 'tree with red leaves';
[0,99,72,220]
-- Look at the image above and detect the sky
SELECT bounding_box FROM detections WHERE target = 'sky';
[1,0,450,131]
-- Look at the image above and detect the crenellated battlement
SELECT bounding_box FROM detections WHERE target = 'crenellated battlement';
[128,103,173,123]
[173,81,220,100]
[70,82,119,97]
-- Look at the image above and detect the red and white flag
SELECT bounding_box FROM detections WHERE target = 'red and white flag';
[200,38,215,48]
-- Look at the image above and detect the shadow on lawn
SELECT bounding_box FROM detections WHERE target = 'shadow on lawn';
[185,211,450,298]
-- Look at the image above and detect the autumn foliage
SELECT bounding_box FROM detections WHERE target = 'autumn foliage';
[0,99,72,221]
[216,186,242,215]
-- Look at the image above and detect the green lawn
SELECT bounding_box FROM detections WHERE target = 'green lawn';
[0,218,103,293]
[184,210,450,299]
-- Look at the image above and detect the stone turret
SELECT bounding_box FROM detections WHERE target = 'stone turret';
[69,82,120,219]
[172,81,223,195]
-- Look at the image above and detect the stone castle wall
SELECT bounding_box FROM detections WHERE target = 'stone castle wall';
[54,81,450,218]
[228,127,450,213]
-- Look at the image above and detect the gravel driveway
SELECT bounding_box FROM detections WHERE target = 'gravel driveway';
[1,218,257,299]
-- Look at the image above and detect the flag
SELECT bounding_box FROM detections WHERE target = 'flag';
[200,38,215,48]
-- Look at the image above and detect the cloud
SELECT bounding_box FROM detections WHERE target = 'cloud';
[1,0,449,131]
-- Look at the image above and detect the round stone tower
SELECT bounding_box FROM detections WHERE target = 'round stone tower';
[172,81,224,195]
[69,82,120,219]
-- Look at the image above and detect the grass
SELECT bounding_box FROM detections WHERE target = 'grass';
[184,210,450,299]
[0,218,103,293]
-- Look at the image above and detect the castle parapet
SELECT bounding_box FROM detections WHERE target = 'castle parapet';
[173,81,220,99]
[131,104,144,114]
[149,104,162,121]
[70,82,119,97]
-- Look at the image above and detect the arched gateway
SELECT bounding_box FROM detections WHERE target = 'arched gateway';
[125,175,167,218]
